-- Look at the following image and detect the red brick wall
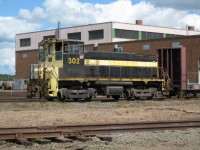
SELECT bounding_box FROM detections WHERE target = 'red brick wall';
[16,50,38,79]
[16,35,200,82]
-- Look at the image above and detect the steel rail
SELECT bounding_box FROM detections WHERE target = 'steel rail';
[0,98,47,103]
[0,97,199,103]
[79,120,200,136]
[0,130,80,140]
[0,120,200,140]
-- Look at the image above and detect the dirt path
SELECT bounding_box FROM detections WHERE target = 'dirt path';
[0,100,199,127]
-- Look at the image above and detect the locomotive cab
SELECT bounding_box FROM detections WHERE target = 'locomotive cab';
[27,39,85,99]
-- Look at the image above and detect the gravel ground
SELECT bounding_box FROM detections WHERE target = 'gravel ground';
[0,99,200,149]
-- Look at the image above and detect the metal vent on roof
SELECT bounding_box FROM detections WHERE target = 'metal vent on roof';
[136,20,143,25]
[114,44,123,52]
[93,43,99,51]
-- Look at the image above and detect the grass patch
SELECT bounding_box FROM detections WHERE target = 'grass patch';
[112,103,128,109]
[0,102,70,111]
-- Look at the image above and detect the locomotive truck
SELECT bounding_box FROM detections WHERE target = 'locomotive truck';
[27,38,170,101]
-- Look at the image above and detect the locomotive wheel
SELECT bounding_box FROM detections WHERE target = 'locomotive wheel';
[112,95,120,101]
[85,98,92,102]
[58,97,65,102]
[134,96,140,100]
[193,92,197,98]
[147,95,153,100]
[73,98,79,101]
[124,93,132,101]
[57,92,65,102]
[85,96,93,102]
[166,94,171,98]
[46,97,54,101]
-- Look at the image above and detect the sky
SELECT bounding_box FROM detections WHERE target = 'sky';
[0,0,200,75]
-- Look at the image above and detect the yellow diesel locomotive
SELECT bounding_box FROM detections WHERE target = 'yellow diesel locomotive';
[27,38,170,101]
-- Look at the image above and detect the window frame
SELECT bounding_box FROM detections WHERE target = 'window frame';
[20,38,31,47]
[115,29,138,39]
[68,32,81,40]
[43,35,55,40]
[89,29,104,40]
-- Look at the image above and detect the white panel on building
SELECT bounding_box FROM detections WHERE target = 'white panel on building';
[16,21,200,52]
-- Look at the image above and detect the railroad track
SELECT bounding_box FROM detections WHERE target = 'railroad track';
[0,97,165,103]
[0,97,199,103]
[0,97,48,103]
[0,120,200,141]
[0,90,200,103]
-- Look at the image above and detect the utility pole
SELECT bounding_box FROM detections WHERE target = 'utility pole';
[58,21,60,38]
[186,25,189,36]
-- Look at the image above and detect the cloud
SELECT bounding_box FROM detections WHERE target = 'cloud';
[0,16,40,42]
[178,14,200,30]
[141,0,200,10]
[0,42,15,74]
[132,2,187,28]
[1,0,200,74]
[94,0,135,23]
[19,7,46,23]
[0,16,40,74]
[43,0,96,25]
[18,0,200,31]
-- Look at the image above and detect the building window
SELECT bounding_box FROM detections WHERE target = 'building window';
[89,29,104,40]
[20,38,31,47]
[172,42,180,48]
[22,54,28,58]
[142,32,147,40]
[166,34,176,38]
[68,32,81,40]
[143,44,150,50]
[115,29,138,39]
[146,32,152,39]
[166,34,184,38]
[157,33,163,38]
[43,35,55,40]
[142,32,163,40]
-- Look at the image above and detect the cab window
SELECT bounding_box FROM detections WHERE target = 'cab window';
[63,43,84,54]
[39,45,45,61]
[55,42,62,60]
[48,44,52,54]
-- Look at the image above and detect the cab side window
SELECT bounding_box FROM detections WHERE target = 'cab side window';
[48,44,52,54]
[39,45,45,61]
[55,42,62,60]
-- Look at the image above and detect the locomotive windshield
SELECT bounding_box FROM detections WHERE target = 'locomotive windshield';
[63,42,84,54]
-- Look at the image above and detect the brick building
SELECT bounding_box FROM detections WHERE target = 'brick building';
[15,21,200,84]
